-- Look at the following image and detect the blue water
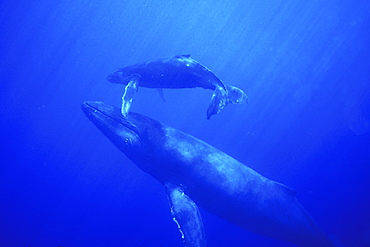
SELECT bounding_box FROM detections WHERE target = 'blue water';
[1,1,369,246]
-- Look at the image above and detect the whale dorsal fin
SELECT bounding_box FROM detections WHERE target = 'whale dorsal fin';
[165,182,207,247]
[175,54,191,59]
[157,88,166,102]
[276,182,297,197]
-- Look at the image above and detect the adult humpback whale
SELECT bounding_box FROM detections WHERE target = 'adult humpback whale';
[81,101,335,247]
[106,55,248,119]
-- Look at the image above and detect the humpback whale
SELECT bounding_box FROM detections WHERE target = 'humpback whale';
[81,101,335,247]
[106,55,248,119]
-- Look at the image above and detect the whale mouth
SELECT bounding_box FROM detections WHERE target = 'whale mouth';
[81,101,141,138]
[82,101,123,123]
[106,71,141,85]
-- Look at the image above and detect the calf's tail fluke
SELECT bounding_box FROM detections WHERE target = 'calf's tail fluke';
[207,85,248,119]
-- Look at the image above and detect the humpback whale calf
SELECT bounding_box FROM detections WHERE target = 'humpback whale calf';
[81,101,335,247]
[106,55,248,119]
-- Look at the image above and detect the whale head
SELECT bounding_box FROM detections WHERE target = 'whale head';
[81,101,165,171]
[106,65,141,85]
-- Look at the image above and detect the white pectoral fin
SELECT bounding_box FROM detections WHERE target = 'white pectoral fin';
[121,78,139,116]
[165,183,207,247]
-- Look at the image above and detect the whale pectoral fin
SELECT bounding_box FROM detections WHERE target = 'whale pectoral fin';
[121,78,139,116]
[165,183,207,247]
[157,88,166,102]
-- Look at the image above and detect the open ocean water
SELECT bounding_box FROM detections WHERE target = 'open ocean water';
[1,1,369,246]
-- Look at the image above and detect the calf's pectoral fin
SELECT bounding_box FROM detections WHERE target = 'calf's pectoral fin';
[165,183,207,247]
[121,78,139,116]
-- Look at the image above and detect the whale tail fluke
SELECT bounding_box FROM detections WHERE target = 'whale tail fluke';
[207,85,248,119]
[226,85,248,104]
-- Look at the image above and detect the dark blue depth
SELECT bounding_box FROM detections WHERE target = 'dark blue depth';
[0,1,369,246]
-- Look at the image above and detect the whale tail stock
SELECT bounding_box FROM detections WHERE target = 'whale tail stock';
[207,85,248,119]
